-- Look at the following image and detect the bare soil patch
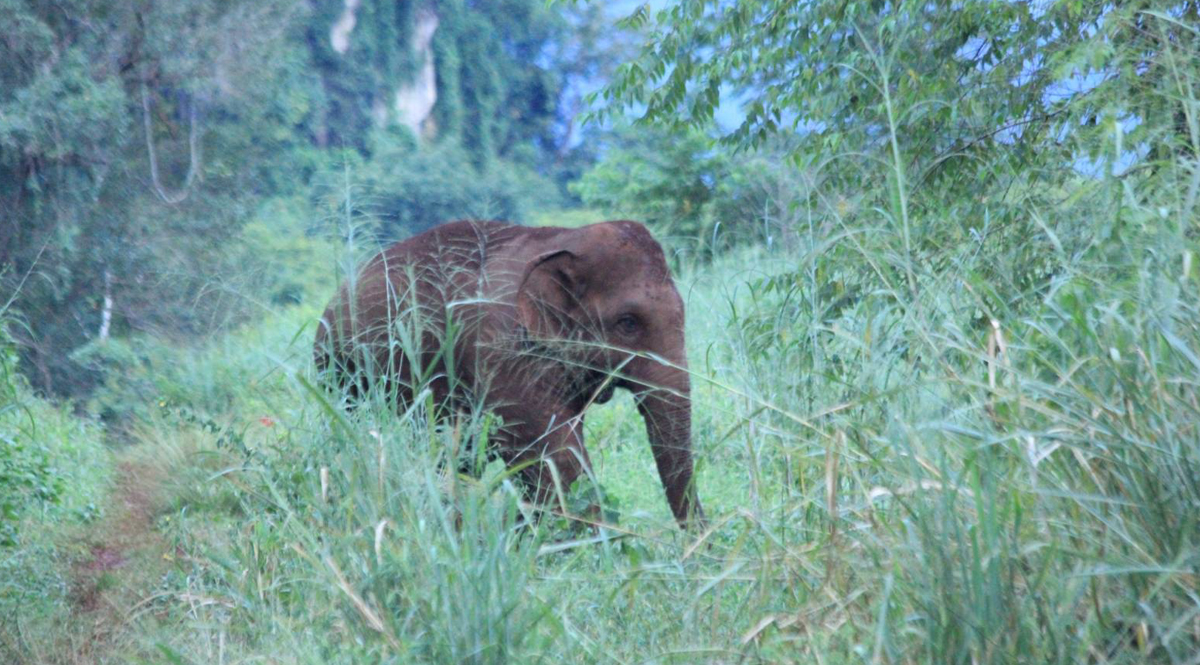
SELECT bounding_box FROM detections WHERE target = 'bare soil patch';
[68,458,173,661]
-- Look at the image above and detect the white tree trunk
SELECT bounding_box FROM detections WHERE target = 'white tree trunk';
[393,9,439,140]
[98,270,113,341]
[330,0,362,55]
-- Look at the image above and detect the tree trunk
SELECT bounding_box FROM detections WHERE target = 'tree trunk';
[98,270,113,340]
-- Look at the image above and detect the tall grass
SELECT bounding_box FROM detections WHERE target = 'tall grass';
[14,19,1200,665]
[110,143,1199,662]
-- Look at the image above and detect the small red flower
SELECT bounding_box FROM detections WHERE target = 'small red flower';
[259,416,276,427]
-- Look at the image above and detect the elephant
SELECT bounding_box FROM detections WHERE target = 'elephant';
[313,220,704,529]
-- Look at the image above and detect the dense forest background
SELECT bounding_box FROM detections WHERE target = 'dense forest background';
[3,1,1200,662]
[1,0,625,398]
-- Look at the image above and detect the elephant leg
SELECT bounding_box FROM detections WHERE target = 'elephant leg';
[453,410,503,477]
[512,414,593,513]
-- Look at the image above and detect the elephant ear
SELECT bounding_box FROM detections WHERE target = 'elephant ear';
[517,249,585,338]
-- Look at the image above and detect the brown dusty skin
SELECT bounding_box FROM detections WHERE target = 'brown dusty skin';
[315,220,705,528]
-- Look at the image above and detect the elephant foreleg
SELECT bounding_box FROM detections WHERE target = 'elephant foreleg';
[507,413,593,517]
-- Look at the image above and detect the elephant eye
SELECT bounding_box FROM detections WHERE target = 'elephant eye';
[615,314,640,336]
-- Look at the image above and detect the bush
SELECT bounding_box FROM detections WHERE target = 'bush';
[319,132,564,244]
[571,126,805,258]
[0,314,109,544]
[0,311,110,661]
[0,321,59,547]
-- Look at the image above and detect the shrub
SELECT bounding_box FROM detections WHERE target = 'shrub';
[571,126,806,258]
[319,132,564,244]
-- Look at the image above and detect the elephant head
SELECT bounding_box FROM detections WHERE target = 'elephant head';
[512,221,705,528]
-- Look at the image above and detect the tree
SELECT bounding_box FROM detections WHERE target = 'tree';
[304,0,573,169]
[0,0,311,396]
[0,0,637,397]
[587,0,1200,295]
[596,1,1197,175]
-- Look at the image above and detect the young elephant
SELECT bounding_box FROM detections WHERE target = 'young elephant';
[314,220,704,529]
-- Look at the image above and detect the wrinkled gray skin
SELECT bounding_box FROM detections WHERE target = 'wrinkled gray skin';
[314,220,704,528]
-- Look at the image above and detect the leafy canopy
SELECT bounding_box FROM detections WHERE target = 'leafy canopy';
[590,1,1197,192]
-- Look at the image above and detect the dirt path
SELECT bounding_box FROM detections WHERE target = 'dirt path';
[67,457,174,663]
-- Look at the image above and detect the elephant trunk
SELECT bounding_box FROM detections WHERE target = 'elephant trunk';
[634,365,705,529]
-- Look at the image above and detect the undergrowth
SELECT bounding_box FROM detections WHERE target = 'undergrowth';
[4,17,1199,663]
[35,149,1200,662]
[0,317,112,661]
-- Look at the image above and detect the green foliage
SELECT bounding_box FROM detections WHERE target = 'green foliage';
[572,126,807,255]
[306,0,422,151]
[598,0,1193,166]
[0,319,55,548]
[335,133,563,240]
[81,305,325,430]
[52,161,1195,661]
[571,126,730,247]
[5,2,1200,664]
[2,0,607,399]
[68,210,336,428]
[308,0,570,169]
[593,0,1200,299]
[237,199,344,307]
[0,0,315,397]
[12,165,1200,663]
[430,0,564,167]
[1,313,106,546]
[0,388,108,540]
[0,309,110,660]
